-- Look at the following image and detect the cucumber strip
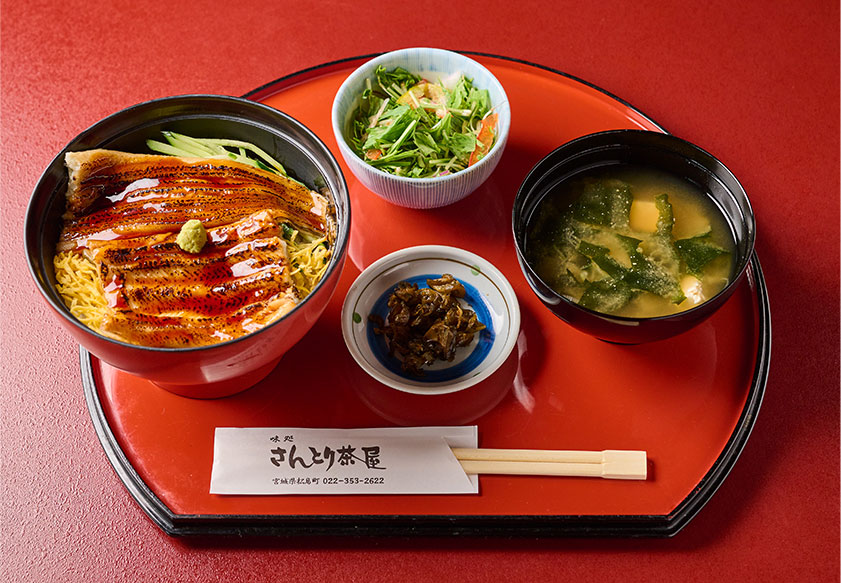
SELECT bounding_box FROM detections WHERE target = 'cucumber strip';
[191,137,287,175]
[146,140,193,157]
[162,132,219,158]
[151,131,288,176]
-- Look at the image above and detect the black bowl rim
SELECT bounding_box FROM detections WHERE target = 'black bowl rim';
[512,128,756,324]
[24,93,351,353]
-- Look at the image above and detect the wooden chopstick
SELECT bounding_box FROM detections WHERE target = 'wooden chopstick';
[451,448,647,480]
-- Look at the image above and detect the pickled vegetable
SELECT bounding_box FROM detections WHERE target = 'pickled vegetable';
[368,274,486,376]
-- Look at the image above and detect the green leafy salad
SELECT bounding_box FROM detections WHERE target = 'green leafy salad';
[348,65,498,178]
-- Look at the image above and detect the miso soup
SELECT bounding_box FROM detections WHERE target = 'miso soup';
[525,165,734,318]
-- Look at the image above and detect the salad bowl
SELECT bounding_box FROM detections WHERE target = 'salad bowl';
[331,48,510,209]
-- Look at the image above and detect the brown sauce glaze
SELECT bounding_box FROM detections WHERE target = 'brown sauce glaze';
[59,150,328,348]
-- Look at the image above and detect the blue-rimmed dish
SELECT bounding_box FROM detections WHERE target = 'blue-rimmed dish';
[341,245,520,395]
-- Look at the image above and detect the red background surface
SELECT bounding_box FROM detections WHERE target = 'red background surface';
[1,0,838,581]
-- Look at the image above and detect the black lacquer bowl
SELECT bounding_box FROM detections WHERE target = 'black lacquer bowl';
[25,95,350,397]
[512,129,755,344]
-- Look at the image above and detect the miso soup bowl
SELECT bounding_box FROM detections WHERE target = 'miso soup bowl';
[512,129,755,344]
[25,95,350,398]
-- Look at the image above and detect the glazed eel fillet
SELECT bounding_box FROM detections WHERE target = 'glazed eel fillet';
[57,149,333,347]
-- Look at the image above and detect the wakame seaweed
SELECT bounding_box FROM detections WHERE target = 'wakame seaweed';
[527,175,731,316]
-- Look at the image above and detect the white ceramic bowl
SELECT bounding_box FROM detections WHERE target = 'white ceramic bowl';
[331,48,510,209]
[341,245,520,395]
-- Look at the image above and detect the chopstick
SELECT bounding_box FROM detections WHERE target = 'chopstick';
[451,448,647,480]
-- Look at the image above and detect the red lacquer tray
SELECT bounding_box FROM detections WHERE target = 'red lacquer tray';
[82,54,771,537]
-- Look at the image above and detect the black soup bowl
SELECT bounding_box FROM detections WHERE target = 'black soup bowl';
[512,129,755,344]
[25,95,350,398]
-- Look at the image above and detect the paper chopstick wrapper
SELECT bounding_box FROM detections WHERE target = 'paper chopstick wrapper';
[210,426,479,495]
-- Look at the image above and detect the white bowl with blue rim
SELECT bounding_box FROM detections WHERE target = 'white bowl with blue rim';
[341,245,520,395]
[331,47,510,209]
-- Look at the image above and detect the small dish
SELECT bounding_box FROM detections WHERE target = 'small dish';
[331,47,510,209]
[341,245,520,395]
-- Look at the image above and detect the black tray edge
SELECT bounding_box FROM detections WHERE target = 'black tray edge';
[80,53,771,538]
